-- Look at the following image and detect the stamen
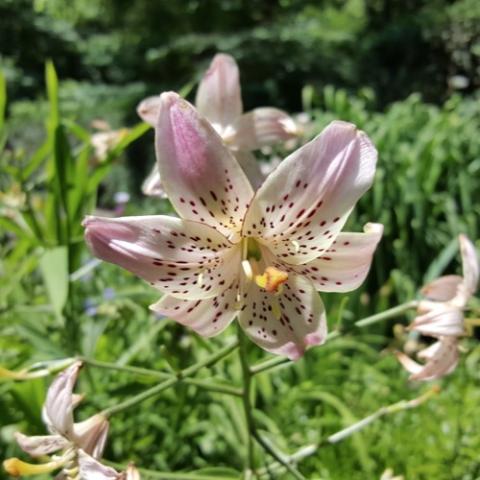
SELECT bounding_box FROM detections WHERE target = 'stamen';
[271,298,282,320]
[242,260,253,281]
[197,272,204,287]
[255,267,288,293]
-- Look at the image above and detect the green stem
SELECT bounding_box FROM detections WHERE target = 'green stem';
[100,340,238,417]
[80,356,242,397]
[237,327,306,480]
[250,300,418,375]
[237,325,256,477]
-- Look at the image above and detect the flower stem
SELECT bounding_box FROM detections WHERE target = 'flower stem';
[237,326,306,480]
[250,300,418,375]
[100,340,239,417]
[79,356,242,397]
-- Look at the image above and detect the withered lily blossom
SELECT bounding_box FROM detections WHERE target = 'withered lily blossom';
[397,235,479,381]
[78,451,140,480]
[138,53,300,193]
[3,362,109,478]
[84,92,382,360]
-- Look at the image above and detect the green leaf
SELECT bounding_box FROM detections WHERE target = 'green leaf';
[45,60,59,130]
[39,246,69,317]
[0,69,6,134]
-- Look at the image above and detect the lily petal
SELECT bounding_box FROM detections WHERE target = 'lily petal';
[195,53,243,129]
[78,451,121,480]
[420,275,463,302]
[238,273,327,360]
[229,108,299,151]
[155,92,254,236]
[150,280,239,337]
[243,121,377,264]
[72,414,109,459]
[14,433,68,457]
[410,306,464,337]
[456,234,479,305]
[136,95,161,126]
[285,223,383,292]
[141,163,166,198]
[43,361,82,437]
[84,215,241,300]
[411,338,459,381]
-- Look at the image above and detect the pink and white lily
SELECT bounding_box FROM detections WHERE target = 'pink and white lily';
[4,362,109,478]
[397,235,479,381]
[138,53,300,193]
[84,92,382,360]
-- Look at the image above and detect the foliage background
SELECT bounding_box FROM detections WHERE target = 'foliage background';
[1,1,480,479]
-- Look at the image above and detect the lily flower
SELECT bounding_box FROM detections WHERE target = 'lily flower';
[3,362,109,478]
[78,451,140,480]
[397,235,478,381]
[409,234,479,338]
[137,53,300,193]
[84,92,382,360]
[396,337,459,382]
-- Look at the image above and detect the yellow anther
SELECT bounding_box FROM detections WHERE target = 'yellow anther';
[3,458,64,477]
[255,267,288,293]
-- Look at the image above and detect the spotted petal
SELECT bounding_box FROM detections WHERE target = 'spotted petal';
[243,121,377,264]
[14,433,68,457]
[155,92,254,236]
[150,280,240,337]
[43,361,82,437]
[238,273,327,360]
[285,223,383,292]
[228,108,299,151]
[195,53,243,129]
[84,215,241,300]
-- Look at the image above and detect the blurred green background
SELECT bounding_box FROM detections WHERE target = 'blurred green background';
[1,1,480,479]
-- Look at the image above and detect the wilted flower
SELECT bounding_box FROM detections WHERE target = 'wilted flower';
[397,235,479,381]
[78,452,140,480]
[137,53,300,193]
[3,362,109,478]
[84,93,382,360]
[91,125,129,162]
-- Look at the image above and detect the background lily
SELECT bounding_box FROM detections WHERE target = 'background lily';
[84,92,382,360]
[397,235,479,381]
[137,53,300,193]
[3,362,109,478]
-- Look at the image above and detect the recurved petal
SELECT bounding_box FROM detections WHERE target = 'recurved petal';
[72,414,109,459]
[83,215,241,300]
[411,338,459,381]
[286,223,383,292]
[409,306,464,337]
[243,121,377,264]
[141,163,166,198]
[195,53,243,128]
[420,275,463,302]
[137,95,161,126]
[78,451,121,480]
[456,234,479,305]
[43,361,82,437]
[14,433,68,457]
[150,280,240,337]
[229,108,299,151]
[155,92,254,236]
[238,273,327,360]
